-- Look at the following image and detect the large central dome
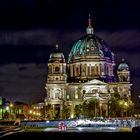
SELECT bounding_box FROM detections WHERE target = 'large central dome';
[67,15,116,83]
[68,16,114,63]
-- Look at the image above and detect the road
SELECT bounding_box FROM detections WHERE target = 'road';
[1,131,138,140]
[44,127,121,132]
[0,125,24,138]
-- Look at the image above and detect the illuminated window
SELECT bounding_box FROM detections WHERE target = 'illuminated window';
[67,95,69,99]
[55,92,59,99]
[75,94,78,99]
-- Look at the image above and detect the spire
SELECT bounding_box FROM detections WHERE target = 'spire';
[122,58,125,62]
[86,14,94,35]
[55,44,59,50]
[88,14,92,27]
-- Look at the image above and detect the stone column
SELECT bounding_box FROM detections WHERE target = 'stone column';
[71,102,75,118]
[105,104,108,117]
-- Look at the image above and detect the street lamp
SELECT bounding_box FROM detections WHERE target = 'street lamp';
[6,106,9,111]
[10,103,13,108]
[9,103,14,114]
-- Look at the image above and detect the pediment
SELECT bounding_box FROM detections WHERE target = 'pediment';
[54,61,60,63]
[84,79,108,85]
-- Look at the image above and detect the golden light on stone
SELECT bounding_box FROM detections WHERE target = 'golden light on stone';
[44,15,133,119]
[10,103,13,108]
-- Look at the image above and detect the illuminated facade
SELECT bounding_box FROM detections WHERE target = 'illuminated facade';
[45,16,132,119]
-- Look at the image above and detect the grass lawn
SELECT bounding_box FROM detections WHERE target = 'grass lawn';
[22,126,56,132]
[119,127,132,132]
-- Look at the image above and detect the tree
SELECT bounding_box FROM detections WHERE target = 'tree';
[82,101,89,118]
[81,97,100,119]
[108,87,135,118]
[88,100,95,118]
[91,98,100,117]
[127,100,135,117]
[61,104,70,119]
[3,111,9,120]
[119,99,135,117]
[45,104,54,120]
[23,105,29,120]
[74,104,82,118]
[108,92,120,117]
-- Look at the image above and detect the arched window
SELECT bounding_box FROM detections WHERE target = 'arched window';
[55,89,60,99]
[55,67,60,73]
[55,92,59,99]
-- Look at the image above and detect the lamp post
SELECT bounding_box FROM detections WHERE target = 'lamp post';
[29,109,33,120]
[10,103,13,114]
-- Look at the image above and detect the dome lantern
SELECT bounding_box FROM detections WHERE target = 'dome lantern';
[86,14,94,35]
[55,44,59,50]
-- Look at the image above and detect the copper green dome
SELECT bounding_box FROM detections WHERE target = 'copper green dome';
[118,59,129,71]
[68,16,114,63]
[49,44,65,63]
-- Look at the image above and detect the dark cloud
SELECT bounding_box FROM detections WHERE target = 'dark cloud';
[0,29,82,46]
[0,63,47,103]
[98,30,140,52]
[0,28,139,104]
[0,29,139,64]
[0,0,140,104]
[0,29,140,50]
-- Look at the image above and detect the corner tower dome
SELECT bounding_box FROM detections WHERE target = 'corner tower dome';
[118,58,129,71]
[68,15,114,63]
[49,44,65,63]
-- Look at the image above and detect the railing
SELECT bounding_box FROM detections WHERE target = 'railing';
[19,118,140,128]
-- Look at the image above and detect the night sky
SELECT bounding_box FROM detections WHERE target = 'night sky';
[0,0,140,105]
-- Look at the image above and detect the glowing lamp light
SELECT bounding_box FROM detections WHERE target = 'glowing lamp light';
[119,101,123,105]
[29,110,33,114]
[124,102,128,106]
[10,103,13,108]
[71,113,74,118]
[6,106,9,111]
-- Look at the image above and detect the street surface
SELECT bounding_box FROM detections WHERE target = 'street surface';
[0,125,24,138]
[44,126,122,132]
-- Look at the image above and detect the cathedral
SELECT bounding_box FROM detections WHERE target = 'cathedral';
[44,16,132,119]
